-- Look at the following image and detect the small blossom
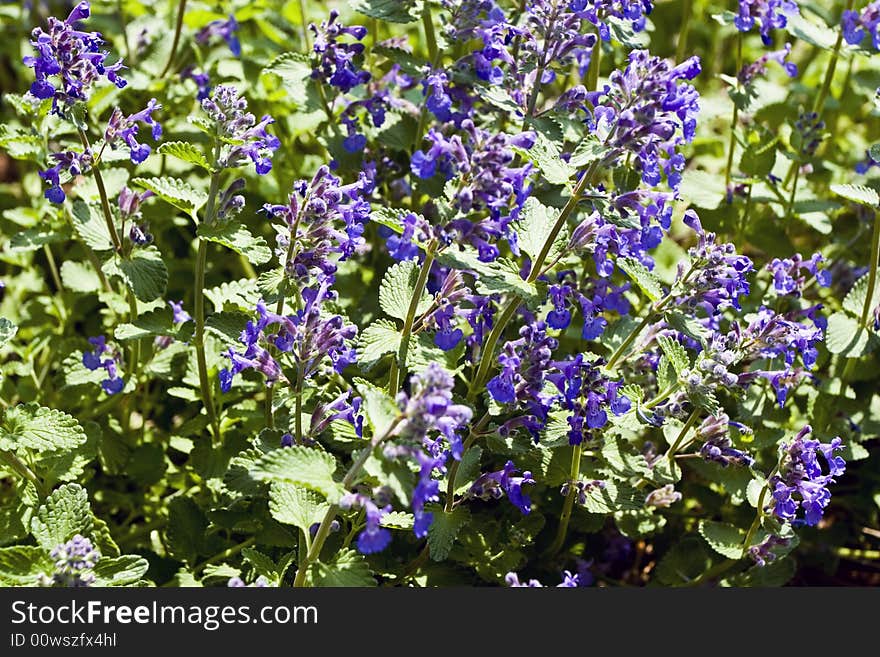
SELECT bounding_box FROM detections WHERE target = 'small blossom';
[48,535,100,587]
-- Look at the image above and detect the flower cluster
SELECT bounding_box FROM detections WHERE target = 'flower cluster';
[467,460,536,514]
[197,15,241,56]
[39,150,92,203]
[505,570,580,587]
[219,287,357,393]
[24,1,126,111]
[843,2,880,50]
[766,252,831,296]
[310,10,370,93]
[228,576,269,587]
[488,320,557,439]
[571,0,654,42]
[201,85,279,174]
[769,425,845,526]
[263,166,371,284]
[697,413,755,467]
[734,0,799,45]
[586,50,701,189]
[737,43,798,85]
[47,535,100,587]
[548,355,631,445]
[82,336,125,395]
[340,490,393,554]
[119,186,155,245]
[103,99,163,164]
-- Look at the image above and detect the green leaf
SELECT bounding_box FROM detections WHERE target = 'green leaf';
[354,378,400,438]
[428,506,470,561]
[132,176,208,216]
[843,269,880,318]
[379,259,433,321]
[115,306,191,341]
[436,247,539,304]
[157,141,212,172]
[826,311,877,357]
[205,311,250,343]
[103,246,168,302]
[31,483,93,550]
[871,144,880,163]
[726,557,796,587]
[0,403,87,453]
[197,222,272,266]
[739,137,778,178]
[8,226,70,252]
[60,261,102,294]
[264,52,313,99]
[380,511,415,530]
[93,555,150,586]
[349,0,423,23]
[0,546,54,586]
[512,131,574,185]
[699,520,746,559]
[618,257,664,302]
[357,319,401,371]
[787,13,838,51]
[165,497,209,564]
[72,200,115,252]
[569,136,606,168]
[657,335,689,376]
[453,446,483,495]
[513,197,566,264]
[679,169,725,209]
[0,318,16,348]
[250,447,345,503]
[830,183,879,207]
[665,309,711,345]
[655,536,713,586]
[309,548,377,586]
[576,480,642,513]
[268,482,329,533]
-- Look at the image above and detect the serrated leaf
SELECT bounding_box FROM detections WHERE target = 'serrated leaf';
[197,222,272,266]
[8,226,70,252]
[103,246,168,301]
[680,169,725,209]
[699,520,747,559]
[577,480,642,513]
[618,257,664,302]
[93,555,150,586]
[379,259,433,321]
[132,176,208,215]
[357,319,401,371]
[453,446,483,495]
[268,482,329,533]
[513,131,574,185]
[349,0,423,23]
[354,378,400,438]
[569,136,606,168]
[157,141,212,171]
[309,548,377,586]
[513,197,566,264]
[657,335,689,376]
[71,200,115,251]
[427,506,470,561]
[826,311,877,357]
[380,511,415,530]
[665,309,711,345]
[165,497,209,564]
[205,311,250,343]
[787,13,838,51]
[0,546,54,586]
[655,536,712,586]
[726,557,796,587]
[60,261,101,293]
[0,403,87,453]
[115,306,192,341]
[31,483,93,550]
[830,183,879,207]
[0,318,16,348]
[251,447,345,503]
[843,269,880,318]
[436,247,538,303]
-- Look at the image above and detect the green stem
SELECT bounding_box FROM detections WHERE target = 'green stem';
[741,468,776,558]
[0,450,47,497]
[194,171,223,442]
[675,0,694,64]
[77,129,122,253]
[811,0,855,116]
[444,413,490,512]
[298,0,310,52]
[544,443,583,557]
[665,408,701,461]
[43,244,63,293]
[643,381,681,410]
[293,417,404,587]
[294,368,304,443]
[127,289,140,381]
[586,37,601,92]
[389,244,437,393]
[724,33,743,196]
[421,5,438,63]
[785,165,800,219]
[859,209,880,329]
[118,0,133,66]
[194,537,256,573]
[604,310,655,373]
[264,389,275,430]
[160,0,187,79]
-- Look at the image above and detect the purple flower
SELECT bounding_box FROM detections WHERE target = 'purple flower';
[340,492,393,555]
[201,85,279,174]
[39,149,93,203]
[181,67,211,100]
[468,460,536,514]
[769,425,845,526]
[735,0,799,45]
[505,570,580,587]
[263,166,371,285]
[103,99,162,164]
[767,252,831,296]
[697,413,755,467]
[49,534,100,587]
[23,1,127,111]
[747,534,791,566]
[310,10,370,93]
[82,335,125,395]
[196,15,241,56]
[738,43,798,84]
[169,300,191,325]
[842,2,880,49]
